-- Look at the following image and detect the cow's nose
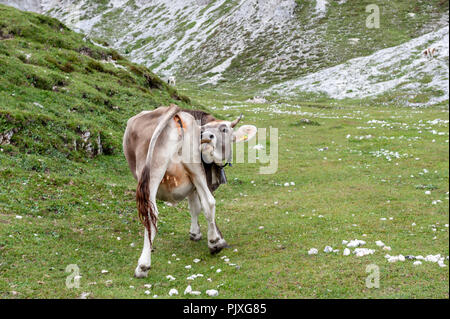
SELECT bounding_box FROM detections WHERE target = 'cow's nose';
[202,131,215,141]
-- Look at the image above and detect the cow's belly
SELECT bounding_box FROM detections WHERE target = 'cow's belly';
[157,162,194,204]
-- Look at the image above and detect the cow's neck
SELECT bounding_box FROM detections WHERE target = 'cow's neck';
[181,109,227,192]
[202,161,227,193]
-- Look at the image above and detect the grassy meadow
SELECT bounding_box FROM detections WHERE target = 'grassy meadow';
[0,4,449,299]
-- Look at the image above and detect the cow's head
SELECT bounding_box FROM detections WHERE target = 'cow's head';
[200,114,257,165]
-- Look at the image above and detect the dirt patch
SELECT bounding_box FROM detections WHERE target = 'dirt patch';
[78,46,108,60]
[0,128,18,145]
[0,213,12,224]
[0,29,13,40]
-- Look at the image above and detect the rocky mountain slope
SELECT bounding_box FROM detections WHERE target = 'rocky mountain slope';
[1,0,448,105]
[267,26,449,106]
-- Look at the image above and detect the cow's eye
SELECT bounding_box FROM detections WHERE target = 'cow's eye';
[221,127,227,133]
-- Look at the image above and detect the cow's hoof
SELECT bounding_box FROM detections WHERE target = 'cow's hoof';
[134,264,150,278]
[190,232,202,241]
[209,239,229,255]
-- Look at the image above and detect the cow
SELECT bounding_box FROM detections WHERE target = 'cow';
[167,76,176,86]
[123,104,257,278]
[423,48,436,59]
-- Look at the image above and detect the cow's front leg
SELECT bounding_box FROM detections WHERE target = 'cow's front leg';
[188,191,202,241]
[204,197,228,254]
[190,175,228,254]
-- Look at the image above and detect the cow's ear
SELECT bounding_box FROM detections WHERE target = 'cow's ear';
[233,125,257,143]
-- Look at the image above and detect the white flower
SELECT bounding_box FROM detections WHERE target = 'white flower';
[184,285,192,295]
[206,289,219,297]
[101,270,109,274]
[185,265,192,269]
[343,248,351,256]
[388,256,399,263]
[193,258,201,263]
[166,275,176,281]
[375,240,385,247]
[354,248,375,257]
[413,261,422,266]
[168,288,178,296]
[144,284,151,288]
[15,215,23,219]
[324,246,333,253]
[216,269,222,273]
[144,290,151,295]
[416,255,424,260]
[184,285,201,295]
[79,292,90,299]
[308,248,318,255]
[425,255,440,263]
[347,239,365,248]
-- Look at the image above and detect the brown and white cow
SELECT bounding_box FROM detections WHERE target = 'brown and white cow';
[423,47,437,59]
[123,104,256,278]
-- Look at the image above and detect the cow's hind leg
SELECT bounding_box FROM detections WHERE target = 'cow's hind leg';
[134,172,163,278]
[188,191,202,241]
[135,227,152,278]
[135,140,179,278]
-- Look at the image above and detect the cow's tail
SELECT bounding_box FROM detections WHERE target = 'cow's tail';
[136,104,181,244]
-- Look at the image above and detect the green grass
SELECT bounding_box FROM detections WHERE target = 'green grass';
[0,4,192,161]
[0,4,449,299]
[1,91,449,298]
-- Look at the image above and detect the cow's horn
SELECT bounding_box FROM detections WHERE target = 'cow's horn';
[231,113,243,128]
